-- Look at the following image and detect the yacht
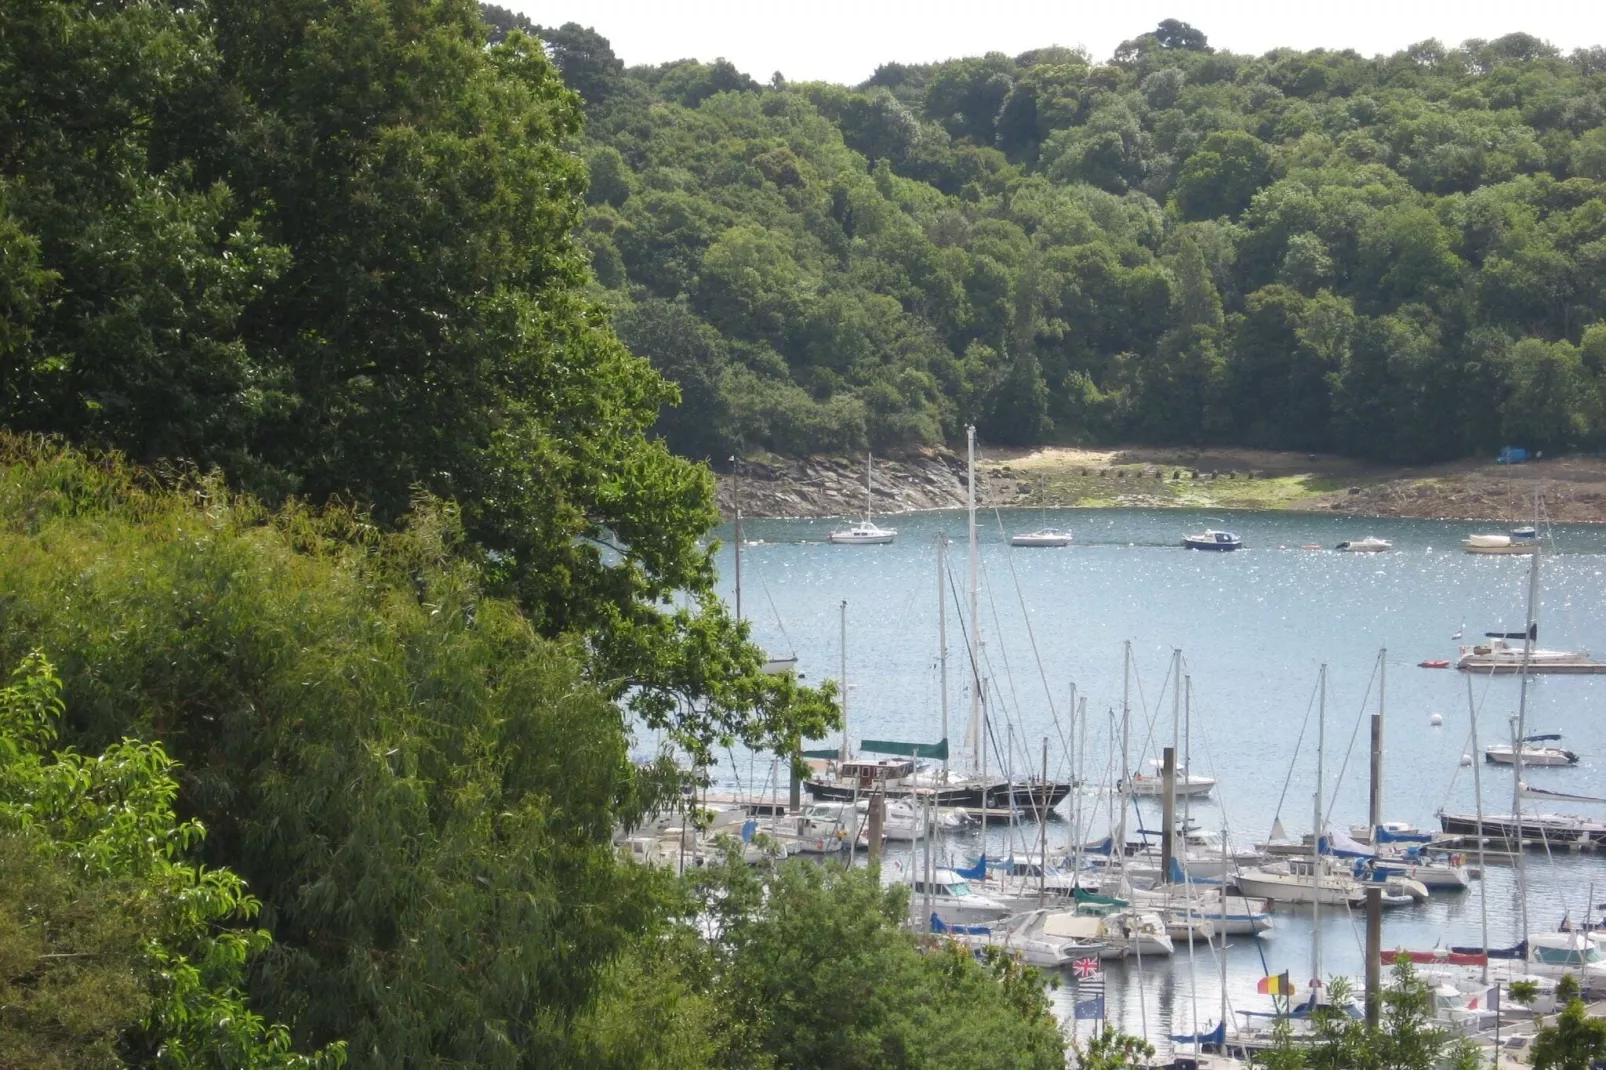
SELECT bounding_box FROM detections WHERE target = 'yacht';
[1335,536,1392,552]
[1462,526,1538,554]
[1458,637,1596,674]
[930,908,1107,968]
[1484,734,1579,766]
[1120,758,1217,798]
[908,868,1012,925]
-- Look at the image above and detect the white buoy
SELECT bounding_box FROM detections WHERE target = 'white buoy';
[1429,713,1444,727]
[1460,753,1473,767]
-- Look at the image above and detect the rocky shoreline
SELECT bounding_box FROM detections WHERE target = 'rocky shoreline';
[716,447,1606,524]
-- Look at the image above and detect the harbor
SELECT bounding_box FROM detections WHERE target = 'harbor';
[639,493,1606,1059]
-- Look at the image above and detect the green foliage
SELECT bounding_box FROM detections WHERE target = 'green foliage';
[559,14,1606,460]
[1068,1028,1155,1069]
[688,856,1068,1069]
[0,653,342,1068]
[1531,977,1606,1070]
[1252,964,1479,1070]
[0,439,833,1066]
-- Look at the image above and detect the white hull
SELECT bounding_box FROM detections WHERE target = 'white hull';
[1011,531,1072,547]
[827,529,896,545]
[1122,773,1217,797]
[1484,746,1577,767]
[1234,869,1367,907]
[1336,538,1392,552]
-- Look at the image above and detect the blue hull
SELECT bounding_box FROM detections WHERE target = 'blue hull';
[1183,540,1240,551]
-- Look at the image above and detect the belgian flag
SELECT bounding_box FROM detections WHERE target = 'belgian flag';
[1257,971,1294,995]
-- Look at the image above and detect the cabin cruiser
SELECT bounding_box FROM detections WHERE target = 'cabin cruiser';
[1040,908,1176,959]
[1458,637,1593,674]
[1127,887,1274,936]
[1120,758,1217,798]
[1233,856,1415,908]
[1484,734,1579,766]
[1183,529,1241,551]
[908,868,1013,925]
[1335,536,1392,552]
[1010,529,1072,548]
[826,519,897,545]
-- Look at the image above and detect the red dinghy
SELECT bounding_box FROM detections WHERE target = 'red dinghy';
[1418,659,1450,669]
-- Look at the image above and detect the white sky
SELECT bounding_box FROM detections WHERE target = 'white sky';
[508,0,1606,85]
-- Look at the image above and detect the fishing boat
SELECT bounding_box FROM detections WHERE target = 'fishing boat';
[1484,734,1579,767]
[826,453,897,544]
[1182,529,1241,551]
[1335,536,1392,552]
[1461,526,1538,554]
[1010,529,1072,547]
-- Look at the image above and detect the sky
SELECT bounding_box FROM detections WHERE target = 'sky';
[506,0,1606,85]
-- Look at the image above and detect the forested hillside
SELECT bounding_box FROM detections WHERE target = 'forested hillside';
[522,13,1606,461]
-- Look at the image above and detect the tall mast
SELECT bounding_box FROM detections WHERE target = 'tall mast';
[1313,663,1326,990]
[1118,640,1131,850]
[937,532,950,781]
[839,600,849,761]
[966,425,981,768]
[865,452,874,523]
[1466,674,1490,983]
[1512,508,1541,945]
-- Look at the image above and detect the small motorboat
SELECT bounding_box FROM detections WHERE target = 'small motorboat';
[1418,659,1451,669]
[1182,529,1241,551]
[826,520,897,545]
[1336,536,1392,552]
[1010,529,1072,548]
[1462,527,1538,554]
[1485,734,1579,767]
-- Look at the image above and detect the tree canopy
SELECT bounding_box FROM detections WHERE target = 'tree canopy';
[565,19,1606,462]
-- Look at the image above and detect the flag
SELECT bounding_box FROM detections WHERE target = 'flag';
[1469,986,1500,1011]
[1072,956,1102,979]
[1074,995,1106,1020]
[1257,971,1294,996]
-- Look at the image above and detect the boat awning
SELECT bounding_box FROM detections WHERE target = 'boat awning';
[861,738,948,760]
[800,747,841,759]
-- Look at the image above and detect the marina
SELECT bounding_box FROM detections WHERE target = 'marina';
[644,500,1606,1052]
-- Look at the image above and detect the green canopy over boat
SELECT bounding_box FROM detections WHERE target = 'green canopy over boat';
[859,738,948,760]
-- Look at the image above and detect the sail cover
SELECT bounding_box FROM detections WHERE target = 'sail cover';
[859,738,948,760]
[1485,623,1539,640]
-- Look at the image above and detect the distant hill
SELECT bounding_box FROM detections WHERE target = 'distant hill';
[495,11,1606,464]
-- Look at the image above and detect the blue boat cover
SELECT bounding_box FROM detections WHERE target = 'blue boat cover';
[929,914,991,936]
[954,854,987,881]
[1167,1021,1226,1046]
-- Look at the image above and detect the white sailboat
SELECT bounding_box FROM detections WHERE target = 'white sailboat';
[827,452,897,544]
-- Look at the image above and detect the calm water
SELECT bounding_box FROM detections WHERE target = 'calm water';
[684,508,1606,1039]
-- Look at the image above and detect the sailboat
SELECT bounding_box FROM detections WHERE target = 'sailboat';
[730,459,799,674]
[827,452,897,544]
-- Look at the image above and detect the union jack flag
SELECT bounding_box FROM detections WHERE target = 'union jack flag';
[1072,956,1102,979]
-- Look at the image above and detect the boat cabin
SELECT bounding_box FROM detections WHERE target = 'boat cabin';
[911,871,980,900]
[836,758,917,791]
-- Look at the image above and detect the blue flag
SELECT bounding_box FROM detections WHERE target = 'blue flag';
[1074,995,1105,1021]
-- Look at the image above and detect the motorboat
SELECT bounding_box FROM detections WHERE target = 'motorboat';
[1335,536,1392,552]
[827,452,897,544]
[1457,637,1599,674]
[928,910,1106,968]
[1010,529,1072,548]
[1484,734,1579,767]
[908,868,1012,925]
[1031,908,1175,960]
[826,519,897,545]
[1462,527,1538,554]
[1232,857,1414,908]
[1120,758,1217,798]
[1183,529,1241,551]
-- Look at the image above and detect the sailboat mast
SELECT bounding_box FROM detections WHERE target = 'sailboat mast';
[937,532,950,781]
[1119,641,1131,849]
[966,425,981,768]
[1466,674,1490,984]
[1512,520,1541,945]
[839,600,849,762]
[865,452,874,523]
[1313,663,1326,989]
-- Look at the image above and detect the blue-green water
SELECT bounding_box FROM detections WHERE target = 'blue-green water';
[690,508,1606,1039]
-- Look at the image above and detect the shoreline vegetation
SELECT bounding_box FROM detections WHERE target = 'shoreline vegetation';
[718,446,1606,522]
